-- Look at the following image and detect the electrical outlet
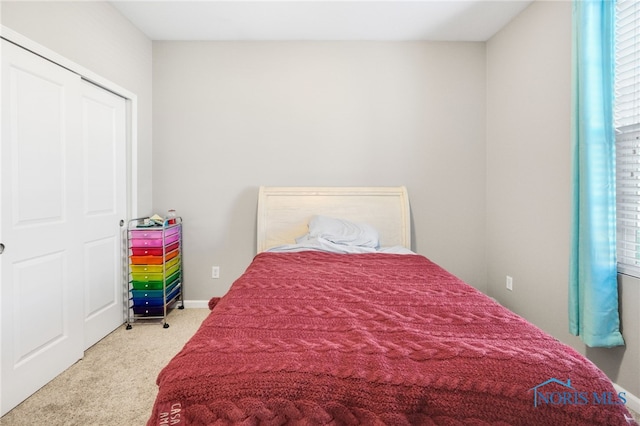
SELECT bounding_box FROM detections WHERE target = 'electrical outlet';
[212,266,220,279]
[506,275,513,291]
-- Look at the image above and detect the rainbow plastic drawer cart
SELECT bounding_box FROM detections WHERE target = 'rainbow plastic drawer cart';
[126,217,184,328]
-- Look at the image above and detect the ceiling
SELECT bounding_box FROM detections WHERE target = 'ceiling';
[110,1,534,42]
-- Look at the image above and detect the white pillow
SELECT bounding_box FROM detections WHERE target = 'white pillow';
[304,215,380,248]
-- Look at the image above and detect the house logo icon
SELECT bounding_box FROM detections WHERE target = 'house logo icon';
[529,378,574,407]
[529,377,628,409]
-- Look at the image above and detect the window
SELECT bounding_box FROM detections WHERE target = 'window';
[615,0,640,276]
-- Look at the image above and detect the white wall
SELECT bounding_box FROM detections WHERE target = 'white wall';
[486,0,640,396]
[1,1,154,215]
[486,0,572,339]
[152,41,488,301]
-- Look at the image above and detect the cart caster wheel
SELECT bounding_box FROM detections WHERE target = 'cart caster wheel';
[126,324,132,330]
[179,304,185,310]
[163,323,170,329]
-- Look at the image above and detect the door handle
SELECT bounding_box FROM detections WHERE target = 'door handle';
[0,243,4,254]
[120,219,125,227]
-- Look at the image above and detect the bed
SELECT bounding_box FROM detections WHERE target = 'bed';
[147,186,636,425]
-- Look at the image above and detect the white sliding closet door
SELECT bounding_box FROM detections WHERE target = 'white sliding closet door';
[1,39,85,415]
[81,81,126,349]
[1,39,128,415]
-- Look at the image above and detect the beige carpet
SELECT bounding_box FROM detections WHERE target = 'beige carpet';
[0,308,210,426]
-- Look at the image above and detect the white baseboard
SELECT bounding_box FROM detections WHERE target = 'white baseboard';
[614,383,640,414]
[182,300,211,309]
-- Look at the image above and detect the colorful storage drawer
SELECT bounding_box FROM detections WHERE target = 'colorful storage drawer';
[130,232,180,248]
[131,279,163,290]
[131,263,180,282]
[130,226,180,239]
[132,284,181,307]
[130,255,163,265]
[132,306,168,316]
[131,270,180,290]
[131,281,180,300]
[126,218,184,328]
[130,249,178,265]
[130,256,180,273]
[130,242,179,256]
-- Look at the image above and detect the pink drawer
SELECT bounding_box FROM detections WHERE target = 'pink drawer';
[130,233,180,248]
[130,226,180,239]
[130,238,163,248]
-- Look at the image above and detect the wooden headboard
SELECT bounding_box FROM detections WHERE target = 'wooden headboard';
[256,186,411,253]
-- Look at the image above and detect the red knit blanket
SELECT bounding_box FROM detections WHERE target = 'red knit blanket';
[147,252,635,425]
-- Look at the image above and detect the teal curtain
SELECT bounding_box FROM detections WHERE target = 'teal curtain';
[569,0,624,348]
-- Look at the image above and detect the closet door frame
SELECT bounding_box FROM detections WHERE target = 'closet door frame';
[0,25,139,415]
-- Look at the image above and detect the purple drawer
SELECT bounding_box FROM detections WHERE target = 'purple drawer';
[132,306,165,316]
